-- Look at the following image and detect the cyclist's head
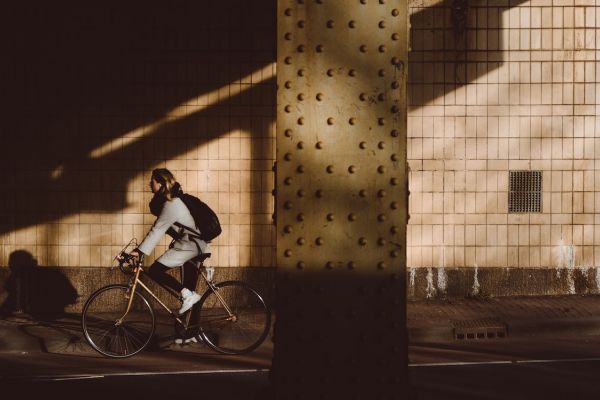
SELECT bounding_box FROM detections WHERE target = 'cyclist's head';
[150,168,179,200]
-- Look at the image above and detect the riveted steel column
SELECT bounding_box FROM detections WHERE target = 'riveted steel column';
[273,0,409,398]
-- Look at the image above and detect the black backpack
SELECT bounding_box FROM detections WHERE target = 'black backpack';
[176,193,222,242]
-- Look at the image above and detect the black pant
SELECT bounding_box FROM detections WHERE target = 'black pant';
[147,261,199,295]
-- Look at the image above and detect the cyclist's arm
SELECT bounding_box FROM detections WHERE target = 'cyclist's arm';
[137,200,181,256]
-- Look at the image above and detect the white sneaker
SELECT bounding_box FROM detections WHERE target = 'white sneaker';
[174,336,198,345]
[178,291,201,314]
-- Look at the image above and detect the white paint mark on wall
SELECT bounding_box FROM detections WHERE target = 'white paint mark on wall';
[408,267,416,297]
[425,267,437,298]
[437,267,447,294]
[471,264,480,296]
[560,243,576,294]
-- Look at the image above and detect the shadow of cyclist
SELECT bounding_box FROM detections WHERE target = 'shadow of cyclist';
[0,250,78,320]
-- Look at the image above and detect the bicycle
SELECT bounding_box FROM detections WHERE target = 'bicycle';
[81,239,271,358]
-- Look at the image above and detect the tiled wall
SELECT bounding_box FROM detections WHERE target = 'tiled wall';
[408,0,600,269]
[0,3,276,270]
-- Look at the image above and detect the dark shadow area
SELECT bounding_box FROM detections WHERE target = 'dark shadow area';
[409,0,529,107]
[0,250,78,319]
[0,1,276,235]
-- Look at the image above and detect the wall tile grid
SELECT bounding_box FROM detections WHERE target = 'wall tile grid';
[408,0,600,269]
[1,5,276,270]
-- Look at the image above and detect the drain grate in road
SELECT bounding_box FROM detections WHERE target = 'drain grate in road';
[451,318,508,340]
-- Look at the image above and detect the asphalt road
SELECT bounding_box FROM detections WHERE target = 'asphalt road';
[4,335,600,399]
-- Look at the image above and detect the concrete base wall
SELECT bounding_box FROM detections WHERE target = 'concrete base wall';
[407,266,600,300]
[0,266,276,314]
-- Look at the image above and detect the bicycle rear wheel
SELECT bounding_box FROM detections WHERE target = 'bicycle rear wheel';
[193,281,271,355]
[81,284,155,358]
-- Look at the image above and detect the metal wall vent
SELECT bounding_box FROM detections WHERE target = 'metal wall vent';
[508,170,542,213]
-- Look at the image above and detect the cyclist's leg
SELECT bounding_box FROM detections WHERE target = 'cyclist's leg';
[182,261,199,292]
[147,261,184,293]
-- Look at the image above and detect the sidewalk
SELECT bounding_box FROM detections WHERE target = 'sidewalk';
[2,294,600,353]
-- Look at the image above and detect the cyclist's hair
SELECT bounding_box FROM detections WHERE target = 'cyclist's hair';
[151,168,179,200]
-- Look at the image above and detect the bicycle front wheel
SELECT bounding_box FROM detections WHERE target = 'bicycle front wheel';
[81,284,155,358]
[194,281,271,355]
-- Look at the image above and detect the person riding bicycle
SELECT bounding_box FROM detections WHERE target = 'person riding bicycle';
[129,168,208,315]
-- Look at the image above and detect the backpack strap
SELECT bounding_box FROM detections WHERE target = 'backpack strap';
[174,222,203,240]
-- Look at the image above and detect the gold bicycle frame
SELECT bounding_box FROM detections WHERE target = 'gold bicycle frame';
[116,260,235,328]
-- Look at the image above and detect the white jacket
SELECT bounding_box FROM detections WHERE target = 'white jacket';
[138,197,208,267]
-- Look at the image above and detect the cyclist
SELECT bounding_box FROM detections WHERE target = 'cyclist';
[129,168,208,315]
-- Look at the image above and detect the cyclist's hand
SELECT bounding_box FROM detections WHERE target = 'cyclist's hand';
[129,249,141,259]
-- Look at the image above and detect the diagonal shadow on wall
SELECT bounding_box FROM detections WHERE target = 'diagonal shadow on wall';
[0,1,276,239]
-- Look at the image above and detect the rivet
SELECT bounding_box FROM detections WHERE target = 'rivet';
[358,237,367,246]
[284,8,292,16]
[390,129,399,137]
[378,262,387,269]
[316,44,324,52]
[390,201,399,209]
[378,141,385,149]
[297,262,305,269]
[316,237,324,246]
[378,93,385,101]
[390,226,399,234]
[326,20,334,28]
[391,105,399,113]
[378,166,386,173]
[391,57,400,65]
[297,117,304,125]
[284,32,292,40]
[379,21,386,29]
[348,20,356,28]
[378,190,387,197]
[326,165,334,173]
[284,128,293,137]
[285,81,292,89]
[297,213,305,221]
[390,250,399,258]
[391,8,399,16]
[315,189,324,198]
[316,0,322,3]
[348,213,357,221]
[327,117,334,125]
[297,93,305,101]
[359,141,367,149]
[297,165,305,173]
[326,261,334,269]
[297,141,305,149]
[378,69,385,77]
[391,33,399,41]
[326,213,334,221]
[348,69,356,77]
[284,152,292,161]
[391,154,399,161]
[284,249,292,257]
[316,93,324,101]
[378,238,387,246]
[359,93,367,101]
[297,237,306,245]
[284,201,293,209]
[297,45,305,53]
[391,81,400,89]
[284,56,292,64]
[284,177,293,185]
[360,0,366,3]
[284,105,292,113]
[284,225,293,233]
[378,214,386,221]
[378,118,385,126]
[315,141,323,149]
[327,69,334,77]
[380,0,386,3]
[359,45,367,53]
[378,45,386,53]
[297,20,305,28]
[348,165,357,174]
[359,189,367,197]
[347,262,356,270]
[349,117,356,125]
[297,189,305,197]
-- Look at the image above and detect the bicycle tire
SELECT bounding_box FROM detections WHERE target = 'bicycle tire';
[193,281,271,355]
[81,284,155,358]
